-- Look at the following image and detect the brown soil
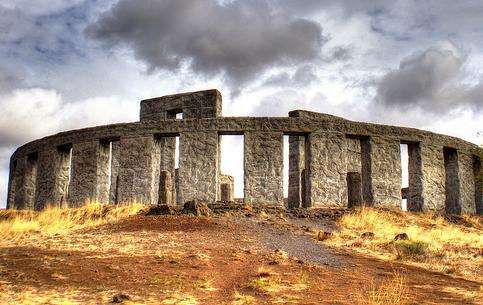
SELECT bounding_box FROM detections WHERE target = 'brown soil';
[0,214,481,304]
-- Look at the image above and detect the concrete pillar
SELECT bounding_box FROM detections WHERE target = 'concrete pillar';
[158,170,173,205]
[457,151,476,214]
[407,142,424,212]
[288,135,306,208]
[306,131,347,208]
[6,159,17,209]
[347,172,362,207]
[68,141,106,207]
[35,146,71,210]
[473,155,482,215]
[244,131,284,206]
[220,183,234,202]
[11,158,26,210]
[109,141,120,204]
[157,135,177,205]
[369,136,402,208]
[117,136,160,205]
[444,147,461,214]
[13,154,38,210]
[420,144,446,212]
[179,131,219,203]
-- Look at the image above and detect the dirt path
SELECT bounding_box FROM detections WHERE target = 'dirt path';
[0,215,480,304]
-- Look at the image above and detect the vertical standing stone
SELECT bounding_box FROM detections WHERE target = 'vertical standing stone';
[157,135,177,205]
[117,136,160,205]
[407,142,424,212]
[420,144,446,212]
[347,172,362,207]
[444,147,461,214]
[244,132,284,206]
[109,141,120,204]
[35,146,71,210]
[457,151,475,214]
[68,141,106,207]
[360,138,374,205]
[473,155,482,215]
[14,153,39,210]
[6,159,18,209]
[179,131,219,203]
[306,131,347,207]
[369,136,402,208]
[220,183,234,202]
[288,135,306,208]
[158,170,173,205]
[12,158,26,209]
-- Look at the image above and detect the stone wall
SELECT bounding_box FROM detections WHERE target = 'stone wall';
[6,89,483,215]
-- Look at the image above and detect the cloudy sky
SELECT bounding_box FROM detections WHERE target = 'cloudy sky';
[1,0,482,206]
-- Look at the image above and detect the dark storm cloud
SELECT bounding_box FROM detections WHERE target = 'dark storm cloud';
[86,0,327,90]
[263,65,319,88]
[376,43,482,114]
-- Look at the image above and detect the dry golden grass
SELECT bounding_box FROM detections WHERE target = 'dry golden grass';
[327,207,483,280]
[0,202,145,243]
[354,271,409,305]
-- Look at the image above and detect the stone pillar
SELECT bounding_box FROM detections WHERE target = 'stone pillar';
[369,136,402,208]
[117,136,160,205]
[35,146,71,210]
[420,144,446,212]
[457,151,475,214]
[13,154,39,210]
[443,147,461,214]
[179,131,219,203]
[220,183,234,202]
[244,131,284,206]
[158,170,173,205]
[407,142,424,212]
[473,155,482,215]
[157,135,177,205]
[11,158,26,210]
[109,141,120,204]
[219,174,234,202]
[347,172,362,207]
[68,141,106,207]
[288,135,306,208]
[6,159,18,209]
[305,131,347,208]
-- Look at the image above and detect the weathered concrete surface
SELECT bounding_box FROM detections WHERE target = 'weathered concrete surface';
[219,174,234,202]
[6,89,483,214]
[458,151,476,213]
[347,172,362,207]
[420,144,446,212]
[288,135,306,208]
[157,135,177,205]
[244,132,284,206]
[179,131,219,203]
[117,136,160,205]
[140,89,222,121]
[370,136,402,208]
[406,142,424,212]
[306,131,347,208]
[11,154,38,210]
[474,156,482,214]
[444,147,461,214]
[109,141,120,204]
[158,170,173,205]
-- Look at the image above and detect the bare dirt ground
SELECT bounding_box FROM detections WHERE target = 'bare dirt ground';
[0,211,481,304]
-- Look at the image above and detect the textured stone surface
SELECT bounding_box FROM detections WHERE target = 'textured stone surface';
[288,135,306,208]
[157,135,177,204]
[347,172,362,207]
[117,136,159,205]
[158,170,173,205]
[219,174,234,202]
[179,131,219,203]
[109,141,120,204]
[457,151,476,213]
[6,89,483,214]
[140,89,222,121]
[443,147,461,214]
[474,156,482,214]
[244,131,283,205]
[420,144,446,212]
[370,136,402,208]
[306,131,348,208]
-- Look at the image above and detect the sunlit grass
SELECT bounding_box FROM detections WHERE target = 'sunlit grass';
[0,202,145,243]
[327,207,483,280]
